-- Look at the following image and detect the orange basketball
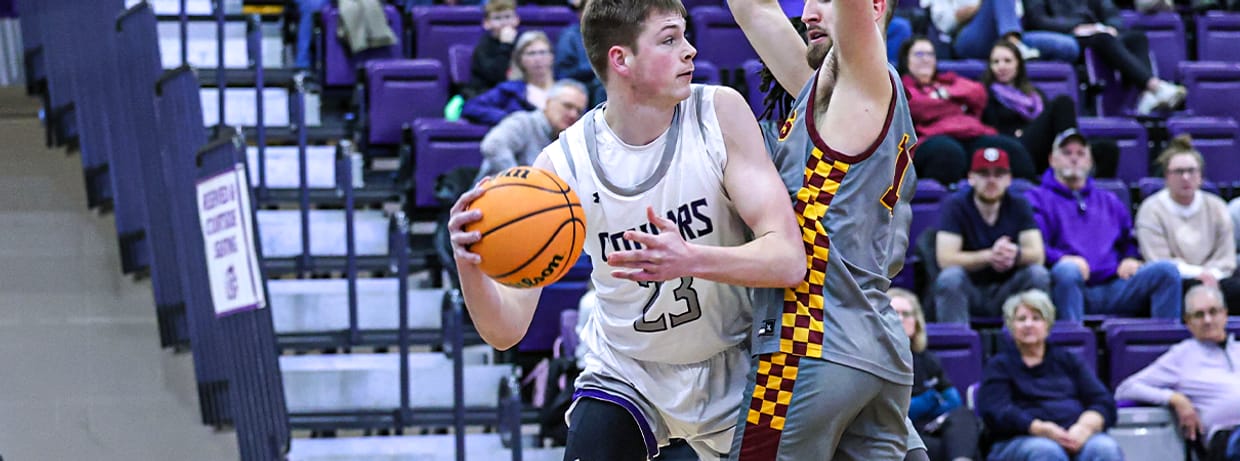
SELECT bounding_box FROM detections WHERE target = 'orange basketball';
[465,166,586,289]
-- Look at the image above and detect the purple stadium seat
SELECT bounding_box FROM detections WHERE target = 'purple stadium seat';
[1105,322,1191,389]
[689,6,758,71]
[1027,61,1080,112]
[1049,323,1098,371]
[1136,177,1222,200]
[412,118,489,208]
[1120,11,1186,82]
[411,6,485,70]
[743,59,766,119]
[685,0,723,10]
[1084,47,1142,117]
[1179,61,1240,122]
[559,309,579,358]
[693,60,721,85]
[320,3,403,87]
[1165,116,1240,184]
[515,5,576,45]
[1196,11,1240,63]
[1093,177,1132,212]
[1008,178,1035,196]
[447,44,473,88]
[913,178,949,204]
[925,324,984,394]
[1078,116,1150,183]
[563,254,592,282]
[366,59,448,146]
[521,280,589,353]
[936,60,986,81]
[909,198,942,250]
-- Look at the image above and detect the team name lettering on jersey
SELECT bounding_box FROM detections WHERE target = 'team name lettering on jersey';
[597,198,714,262]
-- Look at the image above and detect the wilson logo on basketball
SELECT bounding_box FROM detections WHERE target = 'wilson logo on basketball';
[508,254,565,289]
[778,112,796,141]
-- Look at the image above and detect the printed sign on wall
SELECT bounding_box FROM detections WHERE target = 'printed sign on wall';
[196,164,265,317]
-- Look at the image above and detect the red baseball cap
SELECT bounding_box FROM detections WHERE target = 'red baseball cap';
[971,147,1010,172]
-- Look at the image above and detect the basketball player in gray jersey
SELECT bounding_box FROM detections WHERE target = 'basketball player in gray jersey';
[447,1,805,459]
[727,0,925,460]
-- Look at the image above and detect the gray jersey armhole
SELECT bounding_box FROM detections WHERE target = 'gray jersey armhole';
[558,132,577,183]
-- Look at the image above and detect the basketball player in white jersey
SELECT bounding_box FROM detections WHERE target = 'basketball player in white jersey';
[726,0,927,460]
[446,0,805,459]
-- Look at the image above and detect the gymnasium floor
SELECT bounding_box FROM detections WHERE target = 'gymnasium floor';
[0,86,239,460]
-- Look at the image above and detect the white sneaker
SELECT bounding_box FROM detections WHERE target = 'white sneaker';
[1136,90,1162,115]
[1155,82,1187,110]
[1014,41,1041,60]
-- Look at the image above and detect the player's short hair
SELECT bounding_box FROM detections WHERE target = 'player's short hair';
[581,0,687,83]
[1002,289,1056,331]
[485,0,516,17]
[548,79,589,101]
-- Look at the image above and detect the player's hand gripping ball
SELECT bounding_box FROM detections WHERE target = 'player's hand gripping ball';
[465,167,586,288]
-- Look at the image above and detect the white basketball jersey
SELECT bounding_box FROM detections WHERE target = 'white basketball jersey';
[543,85,752,365]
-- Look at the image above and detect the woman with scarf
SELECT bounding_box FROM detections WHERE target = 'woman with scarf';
[900,36,1036,185]
[981,41,1119,177]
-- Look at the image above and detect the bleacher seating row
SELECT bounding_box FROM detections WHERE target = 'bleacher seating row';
[17,1,574,459]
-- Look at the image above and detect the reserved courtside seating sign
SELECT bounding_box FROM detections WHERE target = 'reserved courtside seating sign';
[196,164,266,317]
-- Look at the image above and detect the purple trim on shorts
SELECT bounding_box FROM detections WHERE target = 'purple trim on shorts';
[573,388,659,459]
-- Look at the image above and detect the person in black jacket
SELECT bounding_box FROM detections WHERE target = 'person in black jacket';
[891,288,981,461]
[1023,0,1186,115]
[464,0,520,99]
[980,41,1119,177]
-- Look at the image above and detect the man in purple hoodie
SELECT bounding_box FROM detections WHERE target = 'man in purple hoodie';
[1026,129,1182,322]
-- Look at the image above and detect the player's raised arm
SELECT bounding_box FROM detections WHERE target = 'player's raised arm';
[815,0,895,156]
[448,170,546,351]
[726,0,814,94]
[829,0,891,91]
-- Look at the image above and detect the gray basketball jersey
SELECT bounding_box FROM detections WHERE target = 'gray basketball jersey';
[544,85,753,365]
[751,65,917,385]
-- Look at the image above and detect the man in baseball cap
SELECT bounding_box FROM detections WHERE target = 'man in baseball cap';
[1027,128,1183,323]
[933,147,1050,324]
[1053,128,1088,151]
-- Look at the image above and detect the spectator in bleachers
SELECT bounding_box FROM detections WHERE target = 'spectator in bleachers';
[934,147,1050,324]
[924,0,1077,62]
[294,0,328,69]
[1231,197,1240,310]
[462,31,557,126]
[1134,0,1223,13]
[980,41,1119,177]
[1115,285,1240,461]
[474,79,588,183]
[899,36,1035,185]
[888,15,914,66]
[890,288,981,461]
[978,289,1124,461]
[554,0,607,106]
[464,0,521,99]
[1022,0,1188,115]
[1028,129,1182,323]
[1135,135,1240,314]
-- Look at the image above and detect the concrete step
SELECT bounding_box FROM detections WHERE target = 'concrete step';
[288,434,565,461]
[257,209,388,258]
[281,353,512,412]
[269,280,444,335]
